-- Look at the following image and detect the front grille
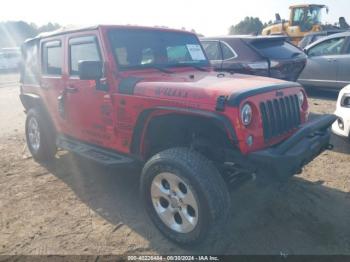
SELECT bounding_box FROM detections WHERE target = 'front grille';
[259,95,301,141]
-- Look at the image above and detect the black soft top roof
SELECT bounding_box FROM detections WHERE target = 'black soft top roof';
[23,25,99,44]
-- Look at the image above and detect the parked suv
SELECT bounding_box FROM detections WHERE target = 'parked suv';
[20,25,336,245]
[201,36,306,81]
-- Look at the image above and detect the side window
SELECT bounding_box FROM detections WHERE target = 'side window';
[345,40,350,54]
[21,41,40,84]
[42,40,62,75]
[292,8,305,25]
[308,37,346,57]
[201,41,222,60]
[69,36,101,75]
[220,42,236,60]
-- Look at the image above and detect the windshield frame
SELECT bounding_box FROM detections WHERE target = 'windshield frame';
[107,28,210,71]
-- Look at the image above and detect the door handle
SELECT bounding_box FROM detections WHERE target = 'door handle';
[327,58,337,62]
[65,86,78,93]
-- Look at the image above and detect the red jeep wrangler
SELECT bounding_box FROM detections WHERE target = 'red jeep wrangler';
[20,25,336,245]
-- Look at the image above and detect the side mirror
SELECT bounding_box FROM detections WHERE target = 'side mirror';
[78,60,102,80]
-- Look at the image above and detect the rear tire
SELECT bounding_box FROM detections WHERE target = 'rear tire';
[25,108,56,162]
[140,147,231,246]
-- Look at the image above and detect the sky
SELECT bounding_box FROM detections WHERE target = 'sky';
[0,0,348,36]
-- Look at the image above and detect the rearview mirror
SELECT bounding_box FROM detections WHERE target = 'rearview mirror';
[78,60,103,80]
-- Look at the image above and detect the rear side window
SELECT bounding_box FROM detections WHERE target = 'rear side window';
[201,41,222,60]
[21,41,40,84]
[69,36,101,75]
[42,40,62,75]
[220,41,237,60]
[251,40,304,59]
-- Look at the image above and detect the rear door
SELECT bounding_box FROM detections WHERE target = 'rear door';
[336,37,350,88]
[201,40,223,70]
[40,37,70,134]
[300,37,346,88]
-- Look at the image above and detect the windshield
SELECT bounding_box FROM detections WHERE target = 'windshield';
[108,29,209,70]
[292,6,323,26]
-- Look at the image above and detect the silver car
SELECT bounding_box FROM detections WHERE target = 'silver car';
[298,31,350,90]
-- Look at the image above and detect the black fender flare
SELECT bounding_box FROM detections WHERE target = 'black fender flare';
[130,106,237,158]
[20,93,57,135]
[19,93,43,111]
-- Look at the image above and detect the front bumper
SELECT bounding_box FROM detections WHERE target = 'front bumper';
[247,114,337,181]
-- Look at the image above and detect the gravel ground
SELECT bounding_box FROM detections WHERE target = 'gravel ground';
[0,73,349,255]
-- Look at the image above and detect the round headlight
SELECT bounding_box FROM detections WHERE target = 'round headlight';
[241,103,252,126]
[297,91,305,108]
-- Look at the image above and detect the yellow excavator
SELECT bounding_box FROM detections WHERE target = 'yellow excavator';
[262,4,329,45]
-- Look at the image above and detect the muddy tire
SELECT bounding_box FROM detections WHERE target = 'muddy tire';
[140,147,231,246]
[25,108,56,162]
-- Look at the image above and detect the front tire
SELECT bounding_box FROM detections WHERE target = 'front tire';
[25,108,56,162]
[140,147,230,246]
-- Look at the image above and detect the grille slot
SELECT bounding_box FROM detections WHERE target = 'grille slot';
[259,95,301,141]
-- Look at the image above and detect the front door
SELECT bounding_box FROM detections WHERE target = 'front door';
[299,37,346,88]
[336,40,350,88]
[64,34,115,148]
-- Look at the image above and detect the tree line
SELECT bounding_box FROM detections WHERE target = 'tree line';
[0,21,60,48]
[229,17,273,35]
[0,17,274,49]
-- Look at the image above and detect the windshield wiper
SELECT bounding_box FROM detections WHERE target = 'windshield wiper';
[167,63,210,72]
[186,65,210,72]
[148,65,174,74]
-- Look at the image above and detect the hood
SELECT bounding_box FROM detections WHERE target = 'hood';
[125,71,299,106]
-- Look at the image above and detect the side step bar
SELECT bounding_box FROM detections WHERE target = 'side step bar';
[56,136,135,166]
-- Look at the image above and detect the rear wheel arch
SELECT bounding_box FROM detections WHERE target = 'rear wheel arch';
[20,93,41,111]
[20,93,57,138]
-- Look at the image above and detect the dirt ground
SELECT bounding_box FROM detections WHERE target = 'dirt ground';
[0,73,349,255]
